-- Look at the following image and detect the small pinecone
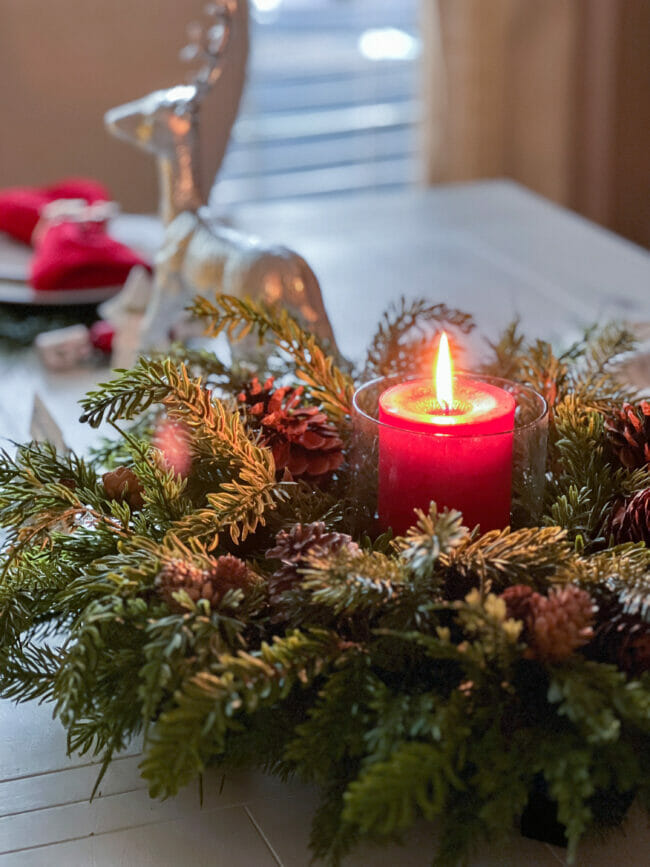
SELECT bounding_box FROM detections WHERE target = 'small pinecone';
[605,401,650,469]
[610,489,650,545]
[502,585,535,623]
[102,466,144,510]
[266,522,358,604]
[239,377,343,479]
[156,555,254,612]
[502,584,595,663]
[527,586,596,663]
[588,588,650,679]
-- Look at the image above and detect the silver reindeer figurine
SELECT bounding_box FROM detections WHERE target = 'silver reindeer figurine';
[104,0,336,351]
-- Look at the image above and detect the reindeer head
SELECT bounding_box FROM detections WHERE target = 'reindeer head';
[104,1,240,221]
[105,85,202,158]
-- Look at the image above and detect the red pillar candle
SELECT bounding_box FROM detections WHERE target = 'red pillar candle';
[378,333,516,534]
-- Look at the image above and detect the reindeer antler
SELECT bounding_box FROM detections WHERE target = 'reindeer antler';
[181,1,237,99]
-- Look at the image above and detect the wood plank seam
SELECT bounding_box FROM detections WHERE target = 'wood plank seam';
[243,806,285,867]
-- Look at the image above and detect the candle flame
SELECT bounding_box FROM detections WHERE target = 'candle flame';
[435,331,453,410]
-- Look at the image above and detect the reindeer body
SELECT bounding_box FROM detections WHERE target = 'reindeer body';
[104,0,336,351]
[141,209,334,347]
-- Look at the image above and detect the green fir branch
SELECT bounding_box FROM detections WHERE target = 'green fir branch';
[140,629,352,797]
[189,294,355,422]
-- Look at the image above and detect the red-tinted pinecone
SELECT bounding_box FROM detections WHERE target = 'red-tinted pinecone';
[592,611,650,680]
[605,402,650,469]
[502,585,536,623]
[102,466,144,510]
[501,584,595,663]
[238,376,276,417]
[266,522,358,605]
[239,377,343,479]
[610,489,650,545]
[156,555,255,612]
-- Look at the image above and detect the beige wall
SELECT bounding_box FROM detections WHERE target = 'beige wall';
[0,1,248,213]
[421,0,577,205]
[421,0,650,248]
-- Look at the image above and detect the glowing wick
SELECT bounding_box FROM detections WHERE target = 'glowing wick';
[435,331,453,411]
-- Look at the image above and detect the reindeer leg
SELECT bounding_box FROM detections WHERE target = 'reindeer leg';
[138,276,189,352]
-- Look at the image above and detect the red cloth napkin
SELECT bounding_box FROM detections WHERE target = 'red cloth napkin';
[30,221,151,291]
[0,178,110,245]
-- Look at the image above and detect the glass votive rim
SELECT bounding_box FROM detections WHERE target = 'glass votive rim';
[352,373,548,440]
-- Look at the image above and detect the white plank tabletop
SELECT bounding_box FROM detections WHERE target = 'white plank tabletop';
[1,180,650,866]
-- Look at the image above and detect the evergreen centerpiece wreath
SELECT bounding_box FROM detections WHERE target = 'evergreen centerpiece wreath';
[1,295,650,866]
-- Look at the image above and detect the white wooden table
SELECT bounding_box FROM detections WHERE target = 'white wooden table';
[1,181,650,866]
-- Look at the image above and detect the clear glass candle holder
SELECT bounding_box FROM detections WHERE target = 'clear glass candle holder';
[350,374,549,535]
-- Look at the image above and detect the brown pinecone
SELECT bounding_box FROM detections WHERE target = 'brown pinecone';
[156,555,255,612]
[588,588,650,679]
[266,522,358,604]
[239,377,343,479]
[102,466,144,510]
[527,586,596,663]
[605,401,650,469]
[610,489,650,545]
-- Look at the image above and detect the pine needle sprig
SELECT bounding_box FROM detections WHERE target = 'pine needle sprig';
[300,549,407,619]
[442,526,572,592]
[0,442,129,571]
[363,297,474,379]
[0,640,62,704]
[544,397,649,545]
[566,323,639,412]
[483,322,638,414]
[568,546,650,623]
[79,359,184,428]
[163,392,281,544]
[396,504,469,580]
[189,294,355,422]
[140,628,352,797]
[81,360,281,543]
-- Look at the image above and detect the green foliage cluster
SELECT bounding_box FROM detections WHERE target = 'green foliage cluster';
[1,295,650,866]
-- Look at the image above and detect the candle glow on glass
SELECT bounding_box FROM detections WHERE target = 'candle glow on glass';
[377,334,517,534]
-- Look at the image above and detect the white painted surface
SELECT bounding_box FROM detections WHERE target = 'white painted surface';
[1,181,649,865]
